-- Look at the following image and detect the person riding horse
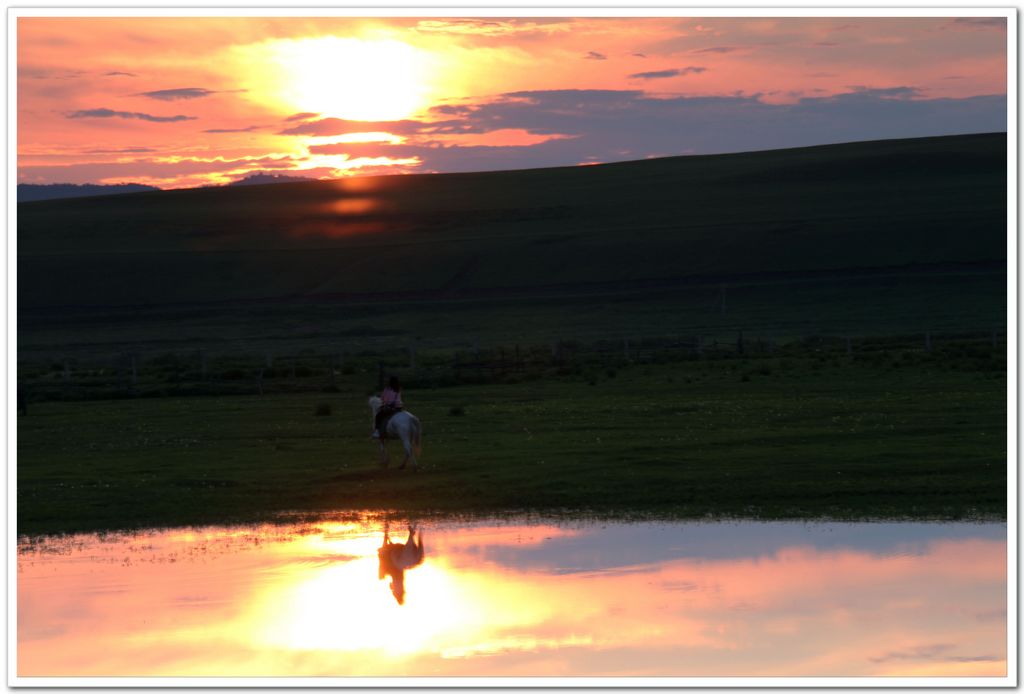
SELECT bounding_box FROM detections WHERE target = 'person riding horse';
[372,376,403,439]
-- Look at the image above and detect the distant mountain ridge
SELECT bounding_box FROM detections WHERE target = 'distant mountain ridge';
[17,183,160,203]
[227,173,317,186]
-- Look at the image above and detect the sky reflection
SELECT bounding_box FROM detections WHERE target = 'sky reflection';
[17,518,1006,678]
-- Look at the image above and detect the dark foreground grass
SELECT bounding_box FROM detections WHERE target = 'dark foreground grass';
[17,356,1006,536]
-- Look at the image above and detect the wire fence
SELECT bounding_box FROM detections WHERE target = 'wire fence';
[16,328,1006,409]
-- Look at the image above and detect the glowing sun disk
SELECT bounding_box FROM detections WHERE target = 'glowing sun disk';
[257,37,431,122]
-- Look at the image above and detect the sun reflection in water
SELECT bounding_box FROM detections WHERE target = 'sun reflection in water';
[16,519,1008,678]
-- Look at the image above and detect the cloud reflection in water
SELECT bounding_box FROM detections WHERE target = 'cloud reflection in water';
[17,519,1006,678]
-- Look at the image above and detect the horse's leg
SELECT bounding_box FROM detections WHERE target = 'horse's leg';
[398,435,410,469]
[399,433,418,471]
[378,440,390,468]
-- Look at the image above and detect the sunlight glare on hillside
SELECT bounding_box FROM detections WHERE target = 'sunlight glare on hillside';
[238,36,435,122]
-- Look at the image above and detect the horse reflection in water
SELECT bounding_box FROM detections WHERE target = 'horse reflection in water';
[378,523,425,605]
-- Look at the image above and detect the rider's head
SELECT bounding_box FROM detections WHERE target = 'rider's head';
[388,376,401,391]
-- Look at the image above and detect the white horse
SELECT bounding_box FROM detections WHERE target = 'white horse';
[368,396,422,470]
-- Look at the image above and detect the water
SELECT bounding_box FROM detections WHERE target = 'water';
[16,517,1006,678]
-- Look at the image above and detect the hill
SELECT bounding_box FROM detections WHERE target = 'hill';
[17,133,1007,357]
[17,182,160,203]
[15,133,1008,532]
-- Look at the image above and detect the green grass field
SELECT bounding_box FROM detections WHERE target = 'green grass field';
[18,346,1006,536]
[16,134,1008,536]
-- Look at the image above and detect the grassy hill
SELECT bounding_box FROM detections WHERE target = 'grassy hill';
[18,133,1006,358]
[16,133,1008,533]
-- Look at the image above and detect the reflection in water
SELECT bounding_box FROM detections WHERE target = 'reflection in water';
[378,522,425,605]
[16,518,1007,679]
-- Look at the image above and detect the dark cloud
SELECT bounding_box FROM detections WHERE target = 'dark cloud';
[104,71,137,77]
[631,52,647,58]
[67,108,196,123]
[629,67,707,80]
[299,87,1006,175]
[871,644,954,663]
[692,46,737,54]
[19,66,84,80]
[203,125,264,133]
[284,112,320,122]
[136,87,217,101]
[952,17,1006,29]
[584,51,607,60]
[411,18,574,37]
[869,644,1000,665]
[278,117,426,137]
[843,86,922,99]
[52,84,1005,184]
[630,69,681,80]
[975,609,1007,622]
[82,147,156,154]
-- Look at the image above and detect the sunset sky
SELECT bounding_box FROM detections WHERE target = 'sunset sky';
[17,15,1008,189]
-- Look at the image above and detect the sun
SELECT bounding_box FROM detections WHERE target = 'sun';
[246,36,433,122]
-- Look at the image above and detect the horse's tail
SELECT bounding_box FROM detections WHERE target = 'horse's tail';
[413,417,422,457]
